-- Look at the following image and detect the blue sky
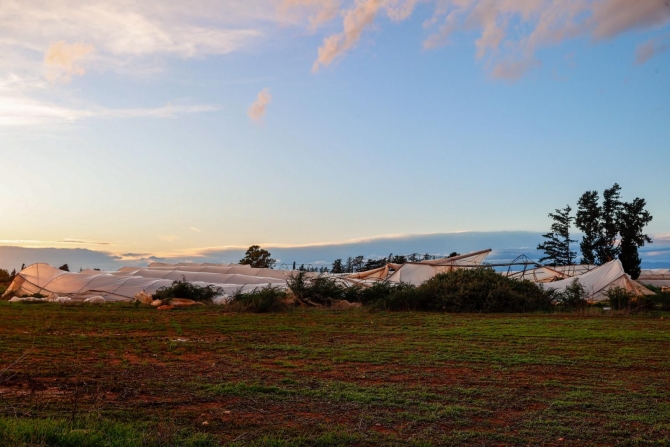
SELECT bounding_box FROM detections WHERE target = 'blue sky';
[0,0,668,266]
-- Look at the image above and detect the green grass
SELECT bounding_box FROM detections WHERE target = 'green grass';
[0,303,668,445]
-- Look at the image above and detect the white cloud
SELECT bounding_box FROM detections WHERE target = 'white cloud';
[0,1,268,68]
[0,90,219,127]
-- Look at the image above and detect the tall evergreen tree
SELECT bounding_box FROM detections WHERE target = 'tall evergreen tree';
[575,190,601,264]
[537,205,577,266]
[331,259,344,274]
[595,183,622,264]
[617,198,653,279]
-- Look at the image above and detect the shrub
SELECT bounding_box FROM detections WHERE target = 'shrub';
[152,277,223,304]
[358,281,418,308]
[287,271,348,305]
[287,271,418,307]
[374,268,554,313]
[631,295,654,312]
[553,279,588,310]
[229,286,288,313]
[604,287,633,310]
[641,285,670,311]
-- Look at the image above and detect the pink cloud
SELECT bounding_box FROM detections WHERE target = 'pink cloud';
[44,41,94,82]
[636,34,670,64]
[290,0,670,79]
[248,88,272,122]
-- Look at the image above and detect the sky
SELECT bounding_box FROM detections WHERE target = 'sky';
[0,0,669,269]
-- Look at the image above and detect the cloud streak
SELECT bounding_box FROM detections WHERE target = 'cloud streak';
[247,88,272,122]
[280,0,342,30]
[3,231,670,272]
[313,0,384,72]
[0,91,219,127]
[0,1,266,67]
[292,0,670,78]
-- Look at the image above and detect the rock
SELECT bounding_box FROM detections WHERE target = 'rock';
[157,305,174,311]
[84,296,106,304]
[134,292,153,304]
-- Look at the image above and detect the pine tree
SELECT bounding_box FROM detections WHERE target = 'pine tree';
[575,190,601,264]
[331,259,344,274]
[595,183,622,264]
[618,198,653,279]
[537,205,576,266]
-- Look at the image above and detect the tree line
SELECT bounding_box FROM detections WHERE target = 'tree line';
[537,183,652,279]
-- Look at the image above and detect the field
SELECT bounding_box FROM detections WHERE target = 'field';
[0,303,669,446]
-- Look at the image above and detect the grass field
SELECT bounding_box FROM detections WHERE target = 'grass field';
[0,303,669,446]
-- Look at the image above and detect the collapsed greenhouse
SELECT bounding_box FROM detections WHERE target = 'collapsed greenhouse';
[2,262,291,302]
[637,269,670,289]
[0,249,656,304]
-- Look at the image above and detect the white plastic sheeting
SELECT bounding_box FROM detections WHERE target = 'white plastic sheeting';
[388,249,492,286]
[504,265,596,283]
[419,249,492,266]
[542,260,654,302]
[121,264,289,280]
[637,269,670,288]
[3,263,291,302]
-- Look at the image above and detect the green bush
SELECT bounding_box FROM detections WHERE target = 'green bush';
[632,295,655,312]
[357,281,417,307]
[229,286,288,313]
[152,277,223,304]
[286,271,416,307]
[286,271,348,305]
[604,286,633,310]
[642,285,670,311]
[373,268,554,313]
[553,279,588,310]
